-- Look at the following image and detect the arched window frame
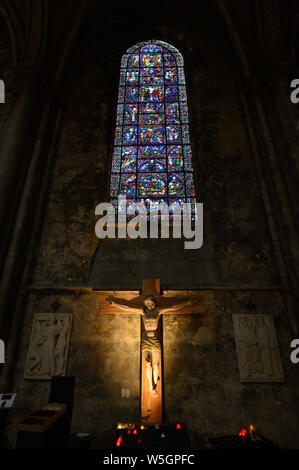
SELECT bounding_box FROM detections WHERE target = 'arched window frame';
[110,39,196,218]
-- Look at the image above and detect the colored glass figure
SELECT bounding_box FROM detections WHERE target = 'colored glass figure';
[138,159,166,173]
[138,174,167,197]
[139,114,164,125]
[120,174,137,196]
[138,198,168,212]
[165,69,177,84]
[141,67,163,78]
[140,86,163,102]
[139,145,165,158]
[141,53,162,67]
[110,40,197,217]
[126,70,139,85]
[167,146,184,172]
[165,86,178,101]
[140,103,164,114]
[166,103,180,124]
[166,126,180,143]
[121,147,137,173]
[128,53,139,67]
[168,174,185,196]
[124,105,138,124]
[125,87,139,102]
[164,53,176,67]
[139,127,164,145]
[141,76,163,86]
[123,126,137,144]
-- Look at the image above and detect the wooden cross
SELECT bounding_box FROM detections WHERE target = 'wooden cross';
[99,279,205,424]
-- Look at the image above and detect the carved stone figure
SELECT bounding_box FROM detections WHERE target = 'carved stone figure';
[106,295,194,398]
[233,314,284,382]
[24,313,72,380]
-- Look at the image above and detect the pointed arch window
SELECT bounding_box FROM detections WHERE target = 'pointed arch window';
[110,40,196,217]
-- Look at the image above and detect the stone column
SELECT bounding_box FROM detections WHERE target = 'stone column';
[0,68,44,270]
[240,70,299,334]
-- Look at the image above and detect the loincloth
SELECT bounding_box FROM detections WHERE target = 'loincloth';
[141,332,161,352]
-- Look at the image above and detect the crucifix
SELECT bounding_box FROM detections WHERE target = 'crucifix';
[100,279,205,424]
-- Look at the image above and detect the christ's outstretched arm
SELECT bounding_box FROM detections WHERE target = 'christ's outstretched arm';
[159,298,197,314]
[106,296,141,314]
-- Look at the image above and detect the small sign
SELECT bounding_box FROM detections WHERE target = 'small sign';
[0,80,4,103]
[0,339,5,363]
[0,393,16,408]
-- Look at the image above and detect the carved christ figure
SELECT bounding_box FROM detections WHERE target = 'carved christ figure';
[106,295,195,398]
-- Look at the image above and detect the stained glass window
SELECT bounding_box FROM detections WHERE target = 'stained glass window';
[110,40,196,217]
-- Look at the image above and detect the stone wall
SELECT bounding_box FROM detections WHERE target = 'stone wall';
[7,290,140,448]
[32,12,279,289]
[6,288,298,448]
[164,290,298,448]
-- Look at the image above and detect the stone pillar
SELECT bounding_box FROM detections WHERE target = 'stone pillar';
[240,70,299,334]
[0,69,44,270]
[256,64,299,280]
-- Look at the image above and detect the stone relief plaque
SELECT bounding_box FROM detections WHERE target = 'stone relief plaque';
[233,314,284,382]
[24,313,72,380]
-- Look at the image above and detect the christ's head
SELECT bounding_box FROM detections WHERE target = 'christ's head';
[143,296,156,311]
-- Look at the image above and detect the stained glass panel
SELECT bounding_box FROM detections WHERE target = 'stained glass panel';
[120,174,136,196]
[139,145,165,158]
[138,173,167,197]
[167,146,184,172]
[168,173,185,197]
[110,40,196,217]
[121,147,137,173]
[138,159,166,173]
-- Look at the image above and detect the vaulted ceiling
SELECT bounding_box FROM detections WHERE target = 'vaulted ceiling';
[1,0,298,79]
